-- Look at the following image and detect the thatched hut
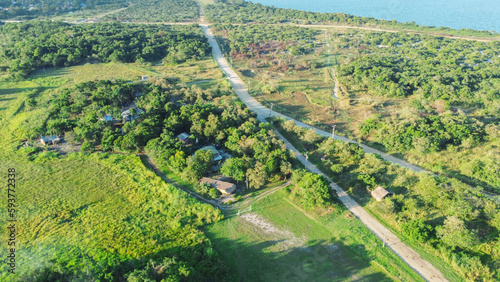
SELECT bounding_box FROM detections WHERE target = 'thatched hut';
[371,186,393,201]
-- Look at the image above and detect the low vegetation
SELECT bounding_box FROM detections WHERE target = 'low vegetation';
[103,0,199,23]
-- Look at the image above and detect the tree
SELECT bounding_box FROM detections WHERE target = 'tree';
[126,257,191,282]
[246,162,266,189]
[291,169,332,210]
[208,188,221,199]
[436,216,478,250]
[221,157,247,183]
[184,150,214,182]
[169,150,187,172]
[81,141,94,153]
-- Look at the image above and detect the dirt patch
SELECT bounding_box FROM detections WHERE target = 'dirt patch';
[240,212,307,251]
[293,91,310,104]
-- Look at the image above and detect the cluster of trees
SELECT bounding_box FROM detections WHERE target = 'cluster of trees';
[336,31,500,115]
[273,117,500,280]
[359,112,486,153]
[0,21,210,78]
[213,24,319,56]
[205,0,497,37]
[212,24,322,75]
[104,0,199,23]
[0,0,128,19]
[145,93,295,189]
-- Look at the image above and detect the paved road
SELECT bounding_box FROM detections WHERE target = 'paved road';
[201,23,447,281]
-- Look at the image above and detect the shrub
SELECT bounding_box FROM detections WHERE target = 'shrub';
[401,219,433,243]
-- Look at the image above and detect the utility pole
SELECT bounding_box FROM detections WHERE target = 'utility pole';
[268,103,274,118]
[305,153,308,164]
[331,125,336,139]
[382,228,388,248]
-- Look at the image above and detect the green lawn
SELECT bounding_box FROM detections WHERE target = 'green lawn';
[207,189,423,281]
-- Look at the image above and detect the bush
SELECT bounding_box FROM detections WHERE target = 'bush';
[81,141,94,153]
[208,188,221,199]
[401,219,433,243]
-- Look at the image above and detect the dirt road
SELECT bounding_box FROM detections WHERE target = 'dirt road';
[201,23,447,281]
[201,24,426,173]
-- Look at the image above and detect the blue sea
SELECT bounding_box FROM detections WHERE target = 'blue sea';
[250,0,500,32]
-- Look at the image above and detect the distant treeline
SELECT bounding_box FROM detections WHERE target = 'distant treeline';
[205,0,498,37]
[103,0,199,23]
[0,0,128,20]
[0,22,210,78]
[335,31,500,114]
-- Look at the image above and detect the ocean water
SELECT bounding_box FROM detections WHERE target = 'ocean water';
[250,0,500,32]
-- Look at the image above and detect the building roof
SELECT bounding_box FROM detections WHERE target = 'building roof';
[177,133,190,140]
[99,114,114,122]
[121,108,144,117]
[200,145,223,161]
[200,177,236,194]
[41,135,59,142]
[371,186,393,201]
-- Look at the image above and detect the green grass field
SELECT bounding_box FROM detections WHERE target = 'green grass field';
[207,189,424,281]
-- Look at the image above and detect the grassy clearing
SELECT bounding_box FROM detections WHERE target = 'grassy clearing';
[0,149,223,280]
[207,189,423,281]
[29,59,223,87]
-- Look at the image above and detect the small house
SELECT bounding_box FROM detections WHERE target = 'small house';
[200,177,236,195]
[199,145,223,161]
[121,108,144,123]
[371,186,393,201]
[141,75,148,81]
[99,114,114,122]
[177,133,191,145]
[40,135,60,146]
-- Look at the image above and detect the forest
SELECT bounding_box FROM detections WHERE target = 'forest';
[213,24,319,56]
[272,117,500,281]
[103,0,199,23]
[0,21,210,79]
[205,0,498,38]
[0,0,128,19]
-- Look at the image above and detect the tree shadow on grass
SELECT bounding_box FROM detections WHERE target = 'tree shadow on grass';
[0,87,38,95]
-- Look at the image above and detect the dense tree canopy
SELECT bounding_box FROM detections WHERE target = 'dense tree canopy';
[0,21,210,78]
[103,0,199,23]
